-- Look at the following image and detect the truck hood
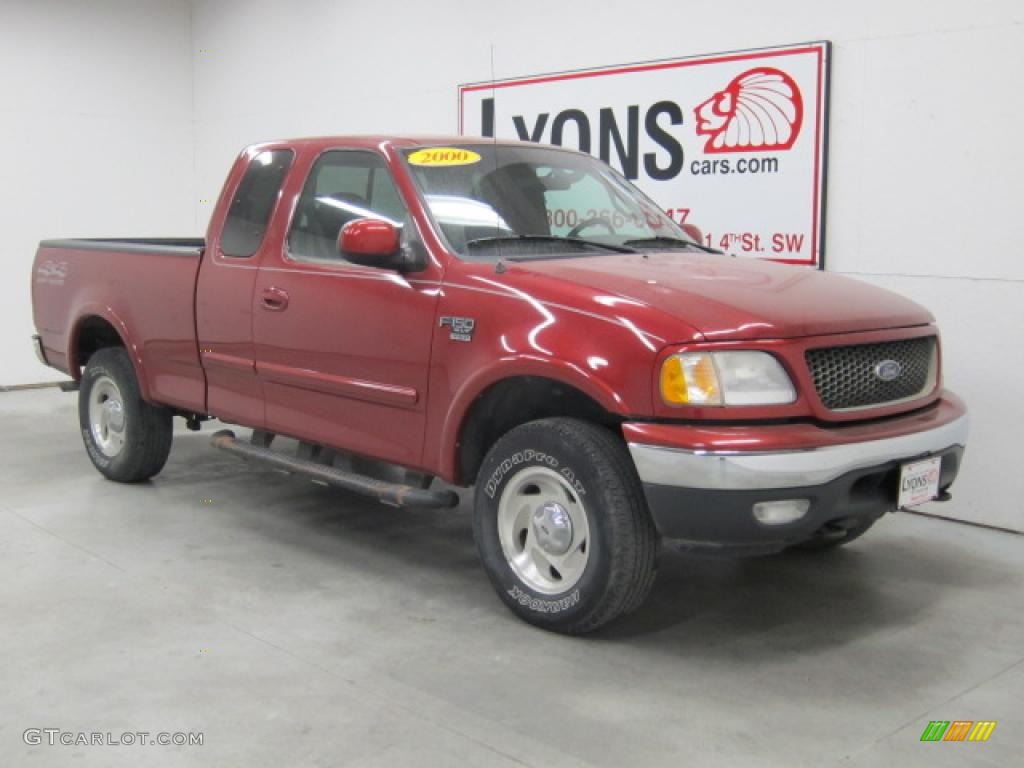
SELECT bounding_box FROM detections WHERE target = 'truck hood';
[513,251,934,341]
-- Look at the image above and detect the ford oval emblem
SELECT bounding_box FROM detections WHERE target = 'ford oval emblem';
[874,359,903,382]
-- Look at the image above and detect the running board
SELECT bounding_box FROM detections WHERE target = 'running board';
[211,430,459,509]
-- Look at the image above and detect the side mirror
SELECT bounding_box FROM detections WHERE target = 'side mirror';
[338,218,402,268]
[682,222,704,244]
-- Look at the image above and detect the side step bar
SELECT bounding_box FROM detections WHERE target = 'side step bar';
[211,430,460,509]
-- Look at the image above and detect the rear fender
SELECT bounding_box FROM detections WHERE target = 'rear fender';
[68,305,152,402]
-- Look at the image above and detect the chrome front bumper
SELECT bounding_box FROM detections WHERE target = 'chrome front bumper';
[628,413,969,491]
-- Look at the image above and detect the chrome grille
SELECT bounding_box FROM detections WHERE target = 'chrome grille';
[806,337,936,411]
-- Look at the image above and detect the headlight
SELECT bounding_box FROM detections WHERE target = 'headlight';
[660,351,796,406]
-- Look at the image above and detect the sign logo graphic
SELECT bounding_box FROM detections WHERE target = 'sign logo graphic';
[458,42,830,267]
[920,720,997,742]
[695,67,803,153]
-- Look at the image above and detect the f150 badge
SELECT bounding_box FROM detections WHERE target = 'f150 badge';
[440,316,476,342]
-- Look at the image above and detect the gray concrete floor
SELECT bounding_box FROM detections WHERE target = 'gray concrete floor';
[1,387,1021,768]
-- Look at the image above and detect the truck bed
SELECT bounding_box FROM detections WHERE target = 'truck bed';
[32,237,208,413]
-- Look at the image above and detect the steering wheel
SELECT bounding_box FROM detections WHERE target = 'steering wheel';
[568,216,615,238]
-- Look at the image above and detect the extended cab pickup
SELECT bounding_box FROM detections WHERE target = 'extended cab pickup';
[31,137,968,633]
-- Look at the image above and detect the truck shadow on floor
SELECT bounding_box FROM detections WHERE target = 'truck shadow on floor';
[164,431,1018,657]
[604,535,1008,641]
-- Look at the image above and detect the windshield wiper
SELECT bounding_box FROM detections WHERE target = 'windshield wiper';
[465,235,638,255]
[622,236,722,254]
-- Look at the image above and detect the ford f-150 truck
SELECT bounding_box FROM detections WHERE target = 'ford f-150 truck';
[31,136,968,633]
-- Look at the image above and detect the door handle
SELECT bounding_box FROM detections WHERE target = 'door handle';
[260,287,289,311]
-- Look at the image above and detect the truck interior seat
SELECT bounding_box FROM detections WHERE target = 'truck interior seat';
[476,163,551,237]
[293,192,370,260]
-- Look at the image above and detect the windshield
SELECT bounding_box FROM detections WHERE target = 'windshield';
[401,144,694,261]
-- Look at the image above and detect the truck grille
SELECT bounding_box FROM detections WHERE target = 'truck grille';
[806,337,936,411]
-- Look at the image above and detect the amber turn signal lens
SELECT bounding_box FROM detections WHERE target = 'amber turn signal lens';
[660,351,796,407]
[660,353,722,405]
[660,356,687,404]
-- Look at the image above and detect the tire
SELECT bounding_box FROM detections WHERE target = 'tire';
[78,347,173,483]
[473,418,658,634]
[792,519,876,551]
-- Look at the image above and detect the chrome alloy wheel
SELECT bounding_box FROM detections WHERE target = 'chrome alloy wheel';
[496,466,591,595]
[88,375,126,457]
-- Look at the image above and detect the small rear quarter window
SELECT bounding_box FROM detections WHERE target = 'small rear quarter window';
[220,149,293,257]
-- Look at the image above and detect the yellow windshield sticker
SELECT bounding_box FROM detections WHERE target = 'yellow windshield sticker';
[408,147,481,167]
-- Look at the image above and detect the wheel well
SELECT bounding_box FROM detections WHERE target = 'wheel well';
[74,316,124,371]
[457,376,622,485]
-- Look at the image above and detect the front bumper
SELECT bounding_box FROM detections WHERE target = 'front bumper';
[625,394,968,552]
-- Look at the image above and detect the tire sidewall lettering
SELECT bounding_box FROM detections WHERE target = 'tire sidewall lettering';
[483,442,596,615]
[559,466,586,498]
[507,584,580,614]
[474,420,656,632]
[484,448,560,499]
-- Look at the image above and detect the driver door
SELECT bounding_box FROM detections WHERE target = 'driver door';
[252,149,441,469]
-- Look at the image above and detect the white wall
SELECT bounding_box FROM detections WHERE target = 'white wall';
[7,0,1022,530]
[0,0,196,387]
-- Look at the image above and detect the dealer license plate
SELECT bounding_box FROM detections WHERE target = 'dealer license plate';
[898,456,942,509]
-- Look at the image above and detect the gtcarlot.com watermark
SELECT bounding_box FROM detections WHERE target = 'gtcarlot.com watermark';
[24,729,203,747]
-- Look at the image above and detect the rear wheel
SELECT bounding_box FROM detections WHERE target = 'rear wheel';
[78,347,173,482]
[473,418,658,634]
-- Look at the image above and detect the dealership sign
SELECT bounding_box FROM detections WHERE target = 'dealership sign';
[459,42,831,267]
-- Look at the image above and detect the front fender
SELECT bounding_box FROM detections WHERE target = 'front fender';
[423,265,673,481]
[434,355,634,482]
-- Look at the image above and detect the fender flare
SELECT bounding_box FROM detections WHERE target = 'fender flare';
[67,304,153,402]
[436,355,629,482]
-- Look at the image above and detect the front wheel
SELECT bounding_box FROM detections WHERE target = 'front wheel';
[78,347,173,483]
[473,418,658,634]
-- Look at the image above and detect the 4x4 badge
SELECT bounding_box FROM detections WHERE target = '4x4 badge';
[440,316,476,342]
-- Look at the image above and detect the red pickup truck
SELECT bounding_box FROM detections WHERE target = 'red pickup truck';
[31,136,968,633]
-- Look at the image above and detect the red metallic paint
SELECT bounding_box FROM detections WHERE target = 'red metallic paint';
[248,143,443,471]
[514,251,933,341]
[196,142,297,427]
[33,247,204,411]
[69,304,149,398]
[32,135,960,486]
[623,392,966,453]
[339,218,400,257]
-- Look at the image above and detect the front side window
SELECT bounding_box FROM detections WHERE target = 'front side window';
[221,149,293,257]
[287,150,408,263]
[401,144,697,261]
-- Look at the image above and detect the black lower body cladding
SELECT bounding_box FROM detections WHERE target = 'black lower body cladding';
[641,447,964,554]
